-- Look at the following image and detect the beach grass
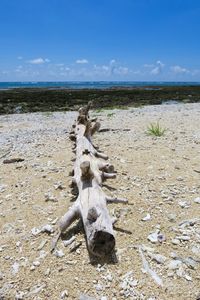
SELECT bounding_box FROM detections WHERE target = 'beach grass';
[147,122,166,137]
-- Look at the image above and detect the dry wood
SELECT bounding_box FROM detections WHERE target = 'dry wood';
[55,103,127,257]
[3,157,24,164]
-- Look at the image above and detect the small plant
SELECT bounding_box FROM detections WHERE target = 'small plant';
[147,122,166,137]
[95,108,104,113]
[107,112,115,118]
[42,111,53,117]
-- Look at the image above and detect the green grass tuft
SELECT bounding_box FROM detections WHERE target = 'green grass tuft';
[41,111,53,117]
[147,122,166,137]
[107,112,115,118]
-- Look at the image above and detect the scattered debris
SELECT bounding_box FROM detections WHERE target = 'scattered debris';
[3,158,24,164]
[194,197,200,204]
[44,192,57,202]
[147,230,160,243]
[79,294,96,300]
[41,224,54,234]
[37,239,47,250]
[142,213,151,221]
[31,227,41,236]
[139,246,163,286]
[60,290,69,299]
[54,249,65,258]
[63,236,76,247]
[26,283,46,297]
[12,262,20,275]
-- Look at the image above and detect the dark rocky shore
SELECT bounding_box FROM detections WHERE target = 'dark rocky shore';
[1,86,200,114]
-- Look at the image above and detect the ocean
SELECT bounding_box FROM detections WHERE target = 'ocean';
[0,81,200,90]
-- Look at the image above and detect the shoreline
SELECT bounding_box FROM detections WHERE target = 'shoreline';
[0,86,200,115]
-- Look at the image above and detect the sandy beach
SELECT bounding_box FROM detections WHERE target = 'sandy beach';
[0,103,200,299]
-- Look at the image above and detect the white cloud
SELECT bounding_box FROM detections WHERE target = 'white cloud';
[115,66,129,75]
[170,65,189,74]
[27,57,50,64]
[110,59,116,65]
[151,60,165,75]
[1,70,9,75]
[76,59,88,64]
[144,63,154,68]
[15,65,23,73]
[93,60,130,77]
[191,69,200,76]
[55,63,64,67]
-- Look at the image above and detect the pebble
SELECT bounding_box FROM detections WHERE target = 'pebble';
[0,271,4,280]
[16,241,21,247]
[79,294,96,300]
[167,213,177,222]
[0,184,7,193]
[168,259,182,270]
[37,239,47,250]
[194,197,200,204]
[192,246,200,256]
[26,284,46,297]
[119,207,131,218]
[44,268,51,276]
[12,262,20,275]
[31,227,41,236]
[176,235,190,241]
[39,250,47,259]
[44,192,57,202]
[51,217,58,225]
[149,253,166,264]
[41,224,54,233]
[54,182,65,190]
[178,201,190,208]
[63,236,76,247]
[157,233,166,243]
[185,274,192,281]
[119,271,138,297]
[147,230,159,243]
[60,290,69,298]
[15,291,25,299]
[54,249,65,258]
[184,257,198,269]
[106,274,113,282]
[141,245,155,253]
[171,239,180,245]
[176,265,186,278]
[142,213,151,221]
[33,260,40,267]
[95,283,103,291]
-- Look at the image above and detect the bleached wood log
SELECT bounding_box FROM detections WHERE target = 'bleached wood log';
[56,103,127,256]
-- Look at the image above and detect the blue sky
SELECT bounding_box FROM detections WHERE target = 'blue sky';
[0,0,200,81]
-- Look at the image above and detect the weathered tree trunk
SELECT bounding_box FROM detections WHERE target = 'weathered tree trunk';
[57,102,127,257]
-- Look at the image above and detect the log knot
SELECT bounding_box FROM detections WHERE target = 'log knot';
[87,207,99,223]
[80,161,94,180]
[82,149,90,155]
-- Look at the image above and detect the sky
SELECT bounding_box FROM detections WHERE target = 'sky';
[0,0,200,81]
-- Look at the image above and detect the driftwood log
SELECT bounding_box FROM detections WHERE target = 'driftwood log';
[56,102,127,257]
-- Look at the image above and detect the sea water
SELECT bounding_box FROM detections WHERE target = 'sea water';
[0,81,200,90]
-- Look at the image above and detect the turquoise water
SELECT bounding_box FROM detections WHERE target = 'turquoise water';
[0,81,200,90]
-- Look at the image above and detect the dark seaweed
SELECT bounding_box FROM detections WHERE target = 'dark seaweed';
[0,86,200,114]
